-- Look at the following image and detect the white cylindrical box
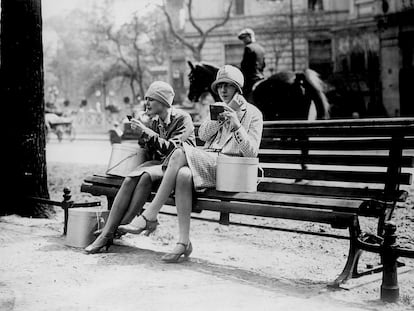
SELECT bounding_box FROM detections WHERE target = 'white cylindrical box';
[216,156,261,192]
[65,208,109,248]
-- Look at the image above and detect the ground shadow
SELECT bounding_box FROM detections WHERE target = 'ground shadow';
[37,236,374,310]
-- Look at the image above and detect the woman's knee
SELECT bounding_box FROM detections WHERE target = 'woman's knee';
[137,172,152,188]
[176,167,193,187]
[122,176,138,189]
[169,149,185,165]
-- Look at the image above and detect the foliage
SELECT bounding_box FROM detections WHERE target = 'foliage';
[43,2,172,107]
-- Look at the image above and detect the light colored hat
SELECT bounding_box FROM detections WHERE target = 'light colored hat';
[145,81,175,107]
[211,65,244,94]
[238,28,255,39]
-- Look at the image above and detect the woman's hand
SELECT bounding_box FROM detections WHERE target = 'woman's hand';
[130,118,146,135]
[130,118,156,137]
[220,106,241,131]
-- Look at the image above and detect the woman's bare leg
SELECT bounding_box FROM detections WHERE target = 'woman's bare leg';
[119,173,153,224]
[169,167,193,254]
[99,176,139,237]
[141,149,188,221]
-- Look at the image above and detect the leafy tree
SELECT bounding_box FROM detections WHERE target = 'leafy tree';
[88,5,173,104]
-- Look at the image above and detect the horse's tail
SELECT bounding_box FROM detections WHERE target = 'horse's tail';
[301,69,330,120]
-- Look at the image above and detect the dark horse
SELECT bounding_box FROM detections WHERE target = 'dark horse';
[187,61,330,121]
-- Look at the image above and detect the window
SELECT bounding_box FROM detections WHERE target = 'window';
[308,0,323,11]
[308,39,332,77]
[235,0,244,15]
[225,43,245,67]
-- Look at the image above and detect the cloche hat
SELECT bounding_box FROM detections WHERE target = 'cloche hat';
[145,81,175,107]
[211,65,244,94]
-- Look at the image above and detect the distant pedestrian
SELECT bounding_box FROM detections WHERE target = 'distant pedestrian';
[238,28,266,100]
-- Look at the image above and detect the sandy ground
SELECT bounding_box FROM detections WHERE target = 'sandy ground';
[0,139,413,311]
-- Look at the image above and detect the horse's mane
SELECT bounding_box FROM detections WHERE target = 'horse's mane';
[197,62,219,75]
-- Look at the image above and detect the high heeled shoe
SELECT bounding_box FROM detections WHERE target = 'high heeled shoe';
[161,241,193,263]
[84,236,113,254]
[117,215,159,236]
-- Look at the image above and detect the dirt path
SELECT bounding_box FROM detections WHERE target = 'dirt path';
[1,213,413,311]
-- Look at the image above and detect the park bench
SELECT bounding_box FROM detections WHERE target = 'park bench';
[80,117,414,287]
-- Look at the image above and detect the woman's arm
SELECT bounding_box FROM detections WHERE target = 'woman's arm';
[232,108,263,157]
[142,114,195,155]
[198,119,221,142]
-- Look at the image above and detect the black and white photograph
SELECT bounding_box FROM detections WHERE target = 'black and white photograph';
[1,0,414,310]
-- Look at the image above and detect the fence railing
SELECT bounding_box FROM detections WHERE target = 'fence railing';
[72,110,118,134]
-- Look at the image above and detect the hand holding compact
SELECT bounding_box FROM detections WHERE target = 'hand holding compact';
[220,105,241,131]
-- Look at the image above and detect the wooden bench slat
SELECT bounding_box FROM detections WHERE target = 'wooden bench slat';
[199,190,362,212]
[262,168,412,185]
[258,154,414,168]
[263,117,414,129]
[195,199,354,227]
[259,137,414,150]
[262,127,414,138]
[80,184,118,197]
[84,175,123,187]
[83,177,387,201]
[257,181,384,199]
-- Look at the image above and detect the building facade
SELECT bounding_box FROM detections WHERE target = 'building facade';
[377,0,414,116]
[168,0,413,117]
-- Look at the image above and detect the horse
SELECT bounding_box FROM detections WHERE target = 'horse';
[187,61,330,121]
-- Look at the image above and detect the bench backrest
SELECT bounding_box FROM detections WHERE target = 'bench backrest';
[123,117,414,202]
[195,118,414,202]
[262,118,414,201]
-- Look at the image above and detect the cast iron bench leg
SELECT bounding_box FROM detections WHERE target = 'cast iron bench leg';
[330,217,362,287]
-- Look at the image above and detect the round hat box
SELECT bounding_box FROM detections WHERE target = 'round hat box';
[106,143,147,177]
[65,208,109,248]
[216,155,262,192]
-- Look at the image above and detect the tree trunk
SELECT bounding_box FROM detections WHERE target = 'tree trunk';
[1,0,52,217]
[193,48,202,62]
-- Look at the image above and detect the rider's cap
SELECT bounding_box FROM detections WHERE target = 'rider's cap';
[145,81,175,107]
[238,28,255,39]
[211,65,244,94]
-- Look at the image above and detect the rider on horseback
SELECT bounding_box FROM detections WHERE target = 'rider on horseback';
[238,28,266,100]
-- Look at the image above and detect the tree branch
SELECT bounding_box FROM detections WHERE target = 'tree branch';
[105,26,135,75]
[197,0,233,51]
[187,0,204,36]
[204,0,233,37]
[162,0,233,61]
[161,3,197,55]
